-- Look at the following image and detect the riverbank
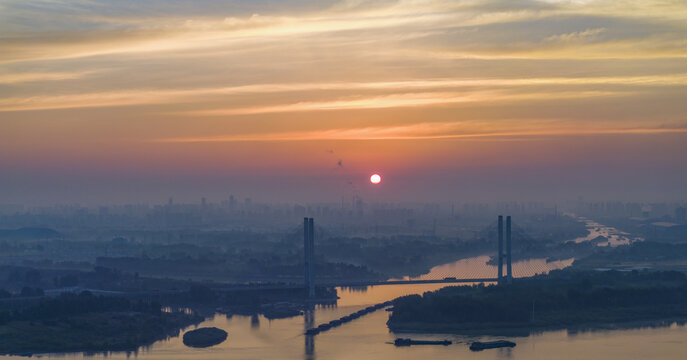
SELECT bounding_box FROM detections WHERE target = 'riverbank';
[0,293,203,356]
[0,312,202,355]
[388,270,687,335]
[389,315,687,337]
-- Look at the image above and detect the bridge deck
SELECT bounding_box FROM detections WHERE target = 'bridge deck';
[330,278,498,287]
[211,278,499,292]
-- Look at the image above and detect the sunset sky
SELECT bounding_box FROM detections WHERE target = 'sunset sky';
[1,0,686,205]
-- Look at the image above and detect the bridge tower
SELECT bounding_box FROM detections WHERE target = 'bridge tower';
[497,215,504,283]
[304,217,315,298]
[497,215,513,284]
[506,216,513,284]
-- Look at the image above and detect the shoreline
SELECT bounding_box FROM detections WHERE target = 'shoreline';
[0,312,204,357]
[388,316,687,337]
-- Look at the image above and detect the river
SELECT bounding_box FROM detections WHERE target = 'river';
[568,216,643,247]
[15,253,687,360]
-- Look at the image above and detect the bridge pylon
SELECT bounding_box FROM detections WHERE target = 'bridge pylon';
[498,215,504,283]
[497,215,513,285]
[506,216,512,284]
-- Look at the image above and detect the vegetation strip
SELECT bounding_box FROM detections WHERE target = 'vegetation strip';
[305,301,393,336]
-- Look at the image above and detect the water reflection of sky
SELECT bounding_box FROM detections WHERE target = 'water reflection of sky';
[569,217,643,247]
[30,304,687,360]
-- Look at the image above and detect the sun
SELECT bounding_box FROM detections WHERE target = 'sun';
[370,173,382,184]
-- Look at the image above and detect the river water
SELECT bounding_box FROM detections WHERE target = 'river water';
[568,216,643,247]
[16,254,687,360]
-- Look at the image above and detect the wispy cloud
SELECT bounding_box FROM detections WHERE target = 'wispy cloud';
[186,90,621,116]
[3,74,685,112]
[153,121,687,143]
[2,0,686,64]
[0,70,96,84]
[545,27,606,43]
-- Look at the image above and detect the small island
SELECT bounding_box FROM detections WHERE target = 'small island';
[182,327,228,348]
[388,270,687,334]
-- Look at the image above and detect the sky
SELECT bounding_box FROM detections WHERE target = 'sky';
[1,0,686,205]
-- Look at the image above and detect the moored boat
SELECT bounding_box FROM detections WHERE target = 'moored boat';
[394,338,452,346]
[469,340,516,351]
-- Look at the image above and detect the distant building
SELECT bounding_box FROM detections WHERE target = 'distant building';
[294,204,306,217]
[676,206,686,222]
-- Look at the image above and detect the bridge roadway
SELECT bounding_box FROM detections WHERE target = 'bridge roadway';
[0,279,501,304]
[325,277,497,287]
[212,277,499,292]
[0,278,501,307]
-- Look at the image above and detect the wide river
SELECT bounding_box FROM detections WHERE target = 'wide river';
[12,254,687,360]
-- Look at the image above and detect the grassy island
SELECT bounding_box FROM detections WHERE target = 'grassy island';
[388,270,687,334]
[0,292,202,355]
[182,327,227,348]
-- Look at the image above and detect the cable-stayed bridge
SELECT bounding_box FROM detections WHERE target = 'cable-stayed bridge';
[299,215,523,296]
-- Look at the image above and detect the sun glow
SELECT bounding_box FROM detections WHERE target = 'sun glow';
[370,173,382,184]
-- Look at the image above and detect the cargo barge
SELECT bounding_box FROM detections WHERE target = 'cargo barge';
[469,340,516,351]
[394,338,452,346]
